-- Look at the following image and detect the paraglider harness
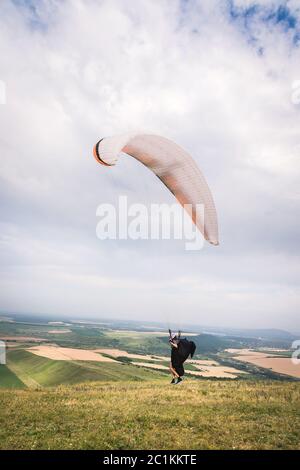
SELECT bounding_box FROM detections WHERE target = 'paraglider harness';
[169,329,196,376]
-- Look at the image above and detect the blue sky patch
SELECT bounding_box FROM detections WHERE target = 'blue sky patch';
[227,1,300,49]
[11,0,48,32]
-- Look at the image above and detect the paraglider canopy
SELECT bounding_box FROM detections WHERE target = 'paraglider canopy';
[93,133,219,245]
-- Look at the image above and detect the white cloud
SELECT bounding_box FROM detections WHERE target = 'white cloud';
[0,0,299,331]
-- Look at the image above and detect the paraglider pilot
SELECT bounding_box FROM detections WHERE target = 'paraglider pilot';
[169,329,196,385]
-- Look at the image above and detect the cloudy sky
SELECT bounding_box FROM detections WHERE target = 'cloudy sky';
[0,0,299,331]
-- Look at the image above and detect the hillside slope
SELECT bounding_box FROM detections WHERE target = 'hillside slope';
[0,381,299,450]
[6,349,166,387]
[0,365,25,389]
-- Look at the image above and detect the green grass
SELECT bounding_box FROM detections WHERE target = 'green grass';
[0,321,109,348]
[0,365,25,389]
[104,330,169,355]
[6,350,166,388]
[0,381,299,450]
[0,321,169,352]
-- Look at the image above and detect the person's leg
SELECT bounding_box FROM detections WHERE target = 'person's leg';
[170,362,180,379]
[170,363,176,383]
[170,365,179,378]
[173,364,184,384]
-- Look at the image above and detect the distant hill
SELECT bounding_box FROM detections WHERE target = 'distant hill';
[185,334,232,353]
[2,313,297,337]
[164,333,293,354]
[218,328,295,341]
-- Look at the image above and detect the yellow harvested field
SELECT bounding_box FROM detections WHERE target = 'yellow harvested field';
[95,348,168,361]
[190,359,219,366]
[132,362,169,370]
[132,361,245,379]
[225,348,275,356]
[229,349,300,379]
[27,346,117,362]
[95,349,245,378]
[258,348,291,353]
[192,364,246,378]
[48,330,71,334]
[191,369,237,378]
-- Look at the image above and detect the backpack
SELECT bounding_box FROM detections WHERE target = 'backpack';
[178,338,197,361]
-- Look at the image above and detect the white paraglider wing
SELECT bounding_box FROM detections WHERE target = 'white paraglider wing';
[93,134,219,245]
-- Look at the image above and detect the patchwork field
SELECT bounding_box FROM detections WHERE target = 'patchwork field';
[5,349,166,388]
[14,346,248,380]
[94,348,167,361]
[0,318,298,386]
[131,360,247,378]
[228,349,300,379]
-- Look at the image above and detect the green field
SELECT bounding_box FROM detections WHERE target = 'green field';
[0,321,170,353]
[0,381,299,450]
[0,365,25,389]
[5,350,166,388]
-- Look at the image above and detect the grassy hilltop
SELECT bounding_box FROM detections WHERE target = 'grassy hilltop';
[0,317,299,450]
[0,380,299,450]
